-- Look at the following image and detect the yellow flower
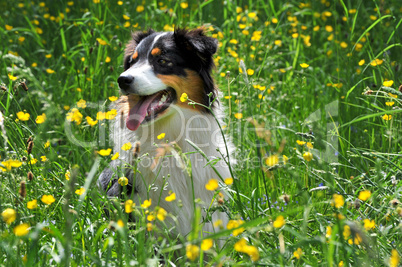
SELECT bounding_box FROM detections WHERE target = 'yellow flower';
[205,179,219,191]
[96,38,107,45]
[386,102,394,106]
[343,225,351,239]
[66,108,83,125]
[165,192,176,202]
[108,96,118,102]
[41,155,47,162]
[105,56,111,63]
[388,93,398,98]
[390,249,400,267]
[180,2,188,9]
[293,248,303,259]
[272,18,278,23]
[125,200,134,213]
[186,244,199,261]
[296,140,306,145]
[383,80,394,87]
[141,199,152,208]
[86,116,98,126]
[224,177,233,185]
[303,152,313,161]
[234,113,243,119]
[136,5,144,12]
[117,219,124,228]
[370,58,383,66]
[41,195,55,205]
[358,190,371,201]
[5,25,13,31]
[306,142,313,149]
[265,155,279,167]
[157,133,165,139]
[65,170,70,180]
[234,238,247,252]
[105,109,117,120]
[146,222,153,231]
[147,213,155,221]
[201,239,213,251]
[313,25,320,31]
[247,69,254,75]
[13,223,30,236]
[325,25,333,32]
[358,59,365,66]
[1,159,23,171]
[111,152,119,160]
[382,114,392,121]
[363,219,375,230]
[35,113,46,124]
[118,177,129,186]
[180,93,188,102]
[157,207,167,221]
[27,199,38,209]
[291,33,299,38]
[326,226,332,238]
[98,148,112,156]
[234,238,259,261]
[46,69,55,74]
[340,42,348,48]
[75,187,85,195]
[243,245,259,261]
[274,40,282,46]
[300,63,309,68]
[332,194,344,208]
[121,142,132,151]
[283,155,289,164]
[77,99,86,108]
[273,215,285,228]
[2,208,16,224]
[227,219,245,236]
[8,73,18,81]
[44,140,50,148]
[339,261,344,267]
[17,111,30,121]
[29,158,38,165]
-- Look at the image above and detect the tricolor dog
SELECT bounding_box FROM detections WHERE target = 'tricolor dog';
[98,28,233,243]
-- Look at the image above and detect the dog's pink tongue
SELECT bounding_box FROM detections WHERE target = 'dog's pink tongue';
[126,94,160,131]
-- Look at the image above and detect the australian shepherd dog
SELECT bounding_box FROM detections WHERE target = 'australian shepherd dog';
[97,28,232,245]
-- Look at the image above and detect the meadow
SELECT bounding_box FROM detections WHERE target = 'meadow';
[1,0,401,265]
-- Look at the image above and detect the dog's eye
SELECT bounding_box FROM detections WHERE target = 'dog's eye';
[158,59,172,67]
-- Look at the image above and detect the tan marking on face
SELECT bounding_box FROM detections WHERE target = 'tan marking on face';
[132,51,138,60]
[151,47,162,56]
[157,70,206,112]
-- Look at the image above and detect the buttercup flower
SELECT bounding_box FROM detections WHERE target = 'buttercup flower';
[13,223,30,236]
[165,192,176,202]
[205,179,219,191]
[27,199,38,209]
[41,194,55,205]
[358,190,371,201]
[2,208,16,224]
[273,215,285,228]
[186,244,199,261]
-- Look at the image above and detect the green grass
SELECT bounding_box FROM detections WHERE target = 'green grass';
[1,0,402,266]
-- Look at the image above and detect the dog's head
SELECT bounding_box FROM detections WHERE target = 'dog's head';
[117,28,218,131]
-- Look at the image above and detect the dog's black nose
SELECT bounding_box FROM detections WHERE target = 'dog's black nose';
[117,75,134,91]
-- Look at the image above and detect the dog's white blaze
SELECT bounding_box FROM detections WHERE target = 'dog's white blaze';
[120,62,166,95]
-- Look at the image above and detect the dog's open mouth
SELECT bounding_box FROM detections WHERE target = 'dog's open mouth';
[126,88,176,131]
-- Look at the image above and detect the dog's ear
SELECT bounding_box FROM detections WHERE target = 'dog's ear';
[124,29,155,56]
[173,28,218,58]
